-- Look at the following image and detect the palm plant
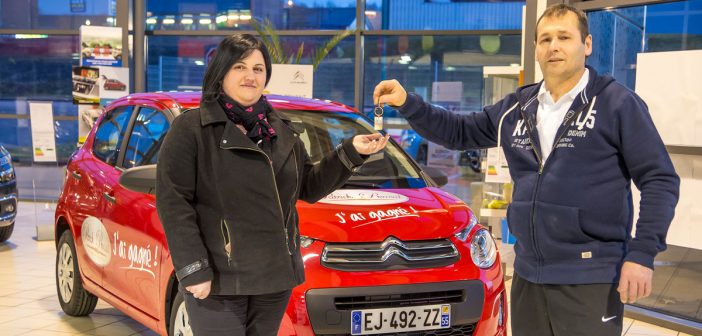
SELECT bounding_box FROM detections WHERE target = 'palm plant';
[251,18,354,71]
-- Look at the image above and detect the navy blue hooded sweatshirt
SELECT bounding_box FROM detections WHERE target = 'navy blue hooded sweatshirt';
[398,66,679,284]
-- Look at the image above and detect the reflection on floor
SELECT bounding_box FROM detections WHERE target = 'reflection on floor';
[635,244,702,323]
[0,201,691,335]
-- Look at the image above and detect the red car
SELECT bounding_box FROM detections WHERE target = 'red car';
[55,92,507,336]
[103,78,126,91]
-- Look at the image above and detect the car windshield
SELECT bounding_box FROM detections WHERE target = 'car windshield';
[280,110,428,189]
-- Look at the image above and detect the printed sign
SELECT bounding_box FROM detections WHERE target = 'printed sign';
[265,64,313,98]
[319,190,409,205]
[72,66,100,104]
[98,66,129,105]
[28,102,57,162]
[80,25,123,67]
[81,216,112,267]
[485,147,511,183]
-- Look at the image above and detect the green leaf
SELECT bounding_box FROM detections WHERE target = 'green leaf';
[294,42,304,64]
[252,21,355,72]
[311,29,354,70]
[251,19,284,64]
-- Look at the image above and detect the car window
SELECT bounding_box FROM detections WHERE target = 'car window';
[123,107,170,169]
[92,106,134,166]
[281,110,427,189]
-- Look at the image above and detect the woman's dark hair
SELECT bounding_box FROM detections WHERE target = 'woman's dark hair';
[202,34,272,102]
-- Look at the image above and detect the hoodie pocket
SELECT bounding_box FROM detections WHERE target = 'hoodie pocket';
[534,201,597,261]
[221,219,233,266]
[506,201,535,258]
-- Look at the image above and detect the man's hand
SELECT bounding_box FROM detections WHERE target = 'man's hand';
[352,134,390,155]
[373,80,408,107]
[186,280,212,300]
[617,261,653,304]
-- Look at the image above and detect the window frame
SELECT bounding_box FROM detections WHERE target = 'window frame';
[121,106,171,169]
[91,105,135,167]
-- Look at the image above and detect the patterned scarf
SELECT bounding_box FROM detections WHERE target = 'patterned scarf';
[217,93,277,155]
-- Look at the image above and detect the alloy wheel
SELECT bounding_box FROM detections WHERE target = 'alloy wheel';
[173,301,193,336]
[57,243,74,303]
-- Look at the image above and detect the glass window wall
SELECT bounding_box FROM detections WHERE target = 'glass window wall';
[0,0,116,30]
[145,0,357,31]
[587,0,702,89]
[365,0,524,30]
[0,35,79,165]
[146,35,356,106]
[363,34,521,114]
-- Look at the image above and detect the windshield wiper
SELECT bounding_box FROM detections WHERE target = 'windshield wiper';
[341,181,382,189]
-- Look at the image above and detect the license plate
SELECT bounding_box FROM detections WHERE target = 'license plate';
[351,304,451,335]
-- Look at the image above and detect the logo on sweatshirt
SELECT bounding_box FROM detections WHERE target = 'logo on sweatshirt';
[512,119,527,137]
[557,109,597,149]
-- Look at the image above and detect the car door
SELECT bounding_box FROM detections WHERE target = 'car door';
[100,103,172,319]
[70,105,134,286]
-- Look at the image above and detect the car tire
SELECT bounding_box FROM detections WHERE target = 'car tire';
[0,222,14,242]
[169,290,193,336]
[56,230,98,316]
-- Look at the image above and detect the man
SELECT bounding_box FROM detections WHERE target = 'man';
[373,4,679,336]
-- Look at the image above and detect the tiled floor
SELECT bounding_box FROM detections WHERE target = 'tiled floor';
[0,201,693,335]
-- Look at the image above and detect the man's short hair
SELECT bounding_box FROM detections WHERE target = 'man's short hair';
[535,4,589,42]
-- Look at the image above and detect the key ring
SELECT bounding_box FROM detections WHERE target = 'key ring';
[373,97,383,117]
[373,97,384,130]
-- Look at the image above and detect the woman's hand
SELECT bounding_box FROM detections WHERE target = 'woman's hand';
[186,280,212,300]
[353,134,390,155]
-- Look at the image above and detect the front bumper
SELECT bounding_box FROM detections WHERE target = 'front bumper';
[306,281,485,335]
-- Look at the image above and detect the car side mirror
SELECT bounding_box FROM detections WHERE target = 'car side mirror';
[421,165,448,187]
[119,164,157,194]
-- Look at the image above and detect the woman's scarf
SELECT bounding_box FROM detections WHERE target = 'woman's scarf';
[217,93,277,156]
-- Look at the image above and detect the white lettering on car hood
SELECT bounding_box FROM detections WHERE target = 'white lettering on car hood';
[319,190,409,205]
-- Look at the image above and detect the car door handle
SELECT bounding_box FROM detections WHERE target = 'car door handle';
[70,170,82,180]
[102,192,116,204]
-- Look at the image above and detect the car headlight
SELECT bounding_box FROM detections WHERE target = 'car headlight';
[454,211,478,242]
[300,235,315,248]
[470,229,497,269]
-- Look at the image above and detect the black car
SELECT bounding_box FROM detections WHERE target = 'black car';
[0,145,17,242]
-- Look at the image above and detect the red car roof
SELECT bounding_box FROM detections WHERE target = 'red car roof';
[123,91,359,113]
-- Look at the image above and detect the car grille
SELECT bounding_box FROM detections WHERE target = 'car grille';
[322,237,459,271]
[325,323,476,336]
[334,290,464,310]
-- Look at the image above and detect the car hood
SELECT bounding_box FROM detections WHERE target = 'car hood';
[297,187,473,243]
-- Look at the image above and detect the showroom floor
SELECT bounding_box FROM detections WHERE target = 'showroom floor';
[0,201,692,336]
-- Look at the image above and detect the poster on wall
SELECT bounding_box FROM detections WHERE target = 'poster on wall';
[80,25,123,67]
[266,64,313,98]
[72,66,100,104]
[29,102,57,162]
[98,66,129,106]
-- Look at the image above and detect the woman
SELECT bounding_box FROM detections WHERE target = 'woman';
[156,34,389,335]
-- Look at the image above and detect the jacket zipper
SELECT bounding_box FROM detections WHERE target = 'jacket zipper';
[521,100,592,282]
[221,219,233,266]
[521,109,545,280]
[222,145,288,255]
[289,146,299,253]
